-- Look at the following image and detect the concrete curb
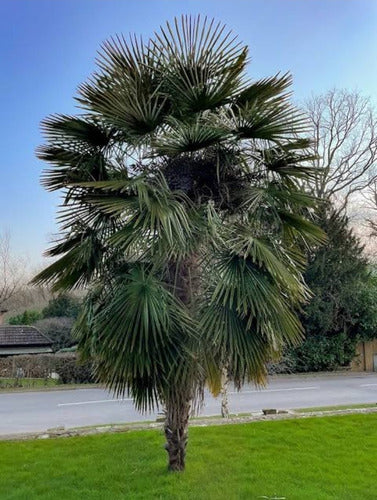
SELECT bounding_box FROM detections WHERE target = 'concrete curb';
[2,407,377,442]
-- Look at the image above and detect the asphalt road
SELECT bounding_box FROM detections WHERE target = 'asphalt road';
[1,373,377,435]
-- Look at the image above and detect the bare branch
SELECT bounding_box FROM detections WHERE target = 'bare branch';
[305,89,377,207]
[0,231,27,309]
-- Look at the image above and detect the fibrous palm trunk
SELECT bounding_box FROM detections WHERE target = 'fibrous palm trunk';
[163,255,199,471]
[164,396,191,471]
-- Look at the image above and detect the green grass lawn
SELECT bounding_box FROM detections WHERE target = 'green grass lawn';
[1,414,376,499]
[0,378,59,389]
[0,378,99,392]
[296,403,377,413]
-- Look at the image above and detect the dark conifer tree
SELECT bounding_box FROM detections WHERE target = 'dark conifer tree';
[293,205,375,371]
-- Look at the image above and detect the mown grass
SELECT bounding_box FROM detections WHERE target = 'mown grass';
[0,378,59,389]
[1,414,376,499]
[297,403,377,413]
[0,378,99,392]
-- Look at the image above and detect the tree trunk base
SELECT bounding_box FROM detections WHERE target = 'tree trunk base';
[164,400,190,472]
[164,423,188,471]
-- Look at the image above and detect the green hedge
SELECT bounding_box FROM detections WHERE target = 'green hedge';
[0,354,95,384]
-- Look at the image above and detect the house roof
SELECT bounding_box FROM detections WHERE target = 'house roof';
[0,326,53,347]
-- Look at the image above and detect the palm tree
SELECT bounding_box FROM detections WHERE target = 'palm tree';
[34,16,323,471]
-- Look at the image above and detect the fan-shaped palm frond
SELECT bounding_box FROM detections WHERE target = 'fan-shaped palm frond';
[154,116,230,156]
[200,251,303,387]
[37,115,113,191]
[235,72,293,106]
[229,101,308,141]
[33,229,106,291]
[153,15,247,114]
[76,263,197,411]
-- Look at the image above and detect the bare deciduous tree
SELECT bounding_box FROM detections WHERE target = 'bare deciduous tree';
[306,89,377,212]
[0,232,25,310]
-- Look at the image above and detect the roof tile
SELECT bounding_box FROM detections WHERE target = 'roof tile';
[0,326,52,347]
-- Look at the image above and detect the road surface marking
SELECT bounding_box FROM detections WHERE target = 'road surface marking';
[58,398,133,407]
[360,383,377,387]
[229,386,319,394]
[58,386,320,406]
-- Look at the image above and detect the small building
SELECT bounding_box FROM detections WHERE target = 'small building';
[0,325,53,356]
[351,340,377,372]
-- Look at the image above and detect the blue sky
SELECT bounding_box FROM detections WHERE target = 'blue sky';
[1,0,377,265]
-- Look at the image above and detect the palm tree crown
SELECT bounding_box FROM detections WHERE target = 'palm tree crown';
[34,16,324,470]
